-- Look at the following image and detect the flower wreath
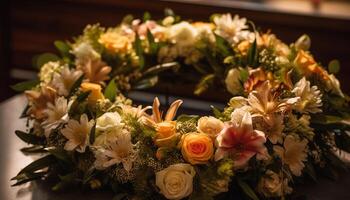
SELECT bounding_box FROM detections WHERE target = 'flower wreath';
[11,10,350,200]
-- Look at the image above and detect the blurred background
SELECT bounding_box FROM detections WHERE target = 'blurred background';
[1,0,350,102]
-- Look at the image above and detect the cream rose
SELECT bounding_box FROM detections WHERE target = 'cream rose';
[197,116,224,139]
[96,112,123,132]
[225,68,242,95]
[156,163,195,200]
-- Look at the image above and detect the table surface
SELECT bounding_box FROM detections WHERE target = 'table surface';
[1,95,350,200]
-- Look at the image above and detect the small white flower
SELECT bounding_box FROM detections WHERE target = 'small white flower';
[273,135,308,176]
[93,131,137,172]
[94,112,125,146]
[225,68,243,95]
[39,61,63,85]
[42,96,71,137]
[292,77,322,113]
[61,114,94,153]
[213,13,253,45]
[51,66,83,96]
[156,163,195,200]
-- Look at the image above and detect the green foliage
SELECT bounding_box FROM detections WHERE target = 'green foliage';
[68,74,84,97]
[133,76,158,90]
[17,155,56,175]
[328,59,340,74]
[54,40,71,57]
[143,11,151,22]
[134,32,145,69]
[11,80,40,92]
[143,62,180,77]
[104,78,118,102]
[217,159,234,177]
[15,130,45,145]
[247,38,258,67]
[89,122,96,145]
[195,74,215,95]
[11,171,47,186]
[237,178,260,200]
[33,53,60,69]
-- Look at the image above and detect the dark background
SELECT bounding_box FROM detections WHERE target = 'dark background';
[1,0,350,102]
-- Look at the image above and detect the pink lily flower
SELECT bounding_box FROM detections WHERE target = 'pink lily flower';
[215,112,267,168]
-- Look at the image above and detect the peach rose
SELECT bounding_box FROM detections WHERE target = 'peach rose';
[181,133,214,164]
[98,32,132,54]
[154,121,179,147]
[81,82,104,104]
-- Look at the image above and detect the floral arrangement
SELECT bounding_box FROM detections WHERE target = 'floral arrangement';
[11,10,350,200]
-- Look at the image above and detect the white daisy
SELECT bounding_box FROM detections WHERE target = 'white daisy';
[61,114,94,153]
[213,13,254,45]
[42,96,71,137]
[292,77,322,113]
[93,131,137,172]
[51,66,83,96]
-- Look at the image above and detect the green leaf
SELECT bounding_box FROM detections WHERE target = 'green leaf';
[328,59,340,74]
[177,114,199,122]
[210,105,223,119]
[237,179,259,200]
[194,74,215,95]
[68,74,84,97]
[10,80,40,92]
[214,34,230,57]
[15,130,45,145]
[20,146,47,154]
[76,91,91,102]
[247,38,258,67]
[11,171,47,186]
[122,14,134,25]
[104,78,118,102]
[54,40,71,57]
[89,122,96,145]
[143,11,151,22]
[143,62,180,76]
[134,32,145,69]
[34,53,60,69]
[133,76,158,90]
[48,148,72,164]
[311,114,343,125]
[18,155,56,175]
[146,29,157,54]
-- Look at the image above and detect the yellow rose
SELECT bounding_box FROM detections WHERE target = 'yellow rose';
[98,32,132,54]
[81,82,104,104]
[154,121,179,147]
[181,133,214,164]
[197,116,224,139]
[294,50,329,80]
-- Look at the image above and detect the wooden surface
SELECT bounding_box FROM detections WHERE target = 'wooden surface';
[1,95,350,200]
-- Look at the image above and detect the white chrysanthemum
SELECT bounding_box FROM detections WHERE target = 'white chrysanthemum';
[42,96,71,137]
[213,13,254,45]
[39,61,63,85]
[273,135,308,176]
[168,22,198,47]
[61,114,94,153]
[93,131,137,172]
[51,66,83,96]
[71,42,100,63]
[292,77,322,113]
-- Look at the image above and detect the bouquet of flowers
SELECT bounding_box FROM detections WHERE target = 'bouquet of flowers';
[11,10,350,200]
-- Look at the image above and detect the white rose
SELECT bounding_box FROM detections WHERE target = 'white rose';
[197,116,224,138]
[156,163,195,200]
[96,112,123,132]
[225,68,242,95]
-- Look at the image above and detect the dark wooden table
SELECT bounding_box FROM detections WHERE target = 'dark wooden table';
[1,95,350,200]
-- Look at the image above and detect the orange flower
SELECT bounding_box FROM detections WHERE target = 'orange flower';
[80,82,104,104]
[294,50,329,80]
[181,133,214,164]
[154,121,179,147]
